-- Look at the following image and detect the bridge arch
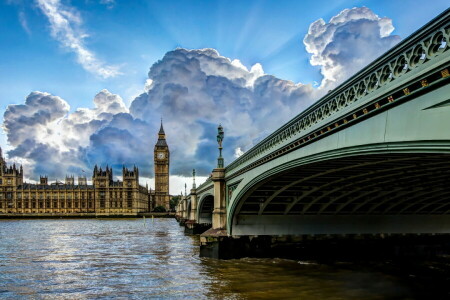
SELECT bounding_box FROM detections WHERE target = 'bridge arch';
[186,199,192,219]
[197,193,214,225]
[227,144,450,236]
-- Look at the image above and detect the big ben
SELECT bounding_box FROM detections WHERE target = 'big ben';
[154,120,170,210]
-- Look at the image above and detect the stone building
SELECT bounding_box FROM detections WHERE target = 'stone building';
[0,150,150,216]
[154,121,170,210]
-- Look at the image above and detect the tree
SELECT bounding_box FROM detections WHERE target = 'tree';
[170,196,180,211]
[153,205,166,212]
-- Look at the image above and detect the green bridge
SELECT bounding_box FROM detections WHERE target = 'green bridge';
[176,9,450,258]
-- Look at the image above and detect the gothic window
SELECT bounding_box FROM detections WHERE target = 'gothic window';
[100,191,105,208]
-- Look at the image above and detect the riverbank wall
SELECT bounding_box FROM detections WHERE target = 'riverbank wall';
[0,212,175,219]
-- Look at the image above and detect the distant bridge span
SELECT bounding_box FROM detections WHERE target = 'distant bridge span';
[177,9,450,256]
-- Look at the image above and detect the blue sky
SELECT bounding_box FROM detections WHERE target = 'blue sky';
[2,1,448,108]
[0,0,448,192]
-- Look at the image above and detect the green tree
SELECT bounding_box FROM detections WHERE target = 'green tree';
[153,205,166,212]
[170,196,180,210]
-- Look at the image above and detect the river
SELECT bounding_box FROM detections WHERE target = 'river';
[0,219,447,299]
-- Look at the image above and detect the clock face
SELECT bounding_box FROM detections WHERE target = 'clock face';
[157,152,165,159]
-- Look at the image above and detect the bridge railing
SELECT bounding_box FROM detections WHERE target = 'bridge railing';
[225,8,450,176]
[196,177,213,194]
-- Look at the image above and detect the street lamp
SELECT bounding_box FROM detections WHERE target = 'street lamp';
[217,124,224,168]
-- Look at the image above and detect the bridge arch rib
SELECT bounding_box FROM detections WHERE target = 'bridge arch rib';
[197,193,214,225]
[227,146,450,236]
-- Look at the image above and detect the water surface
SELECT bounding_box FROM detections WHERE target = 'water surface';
[0,219,436,299]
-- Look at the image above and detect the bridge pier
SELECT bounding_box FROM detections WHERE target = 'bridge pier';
[200,168,228,251]
[183,188,210,234]
[185,221,211,235]
[178,196,187,226]
[200,233,450,260]
[211,168,226,229]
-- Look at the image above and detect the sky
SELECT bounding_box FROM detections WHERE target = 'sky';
[0,0,448,194]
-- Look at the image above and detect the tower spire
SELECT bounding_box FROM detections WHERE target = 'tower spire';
[159,118,165,136]
[156,119,168,146]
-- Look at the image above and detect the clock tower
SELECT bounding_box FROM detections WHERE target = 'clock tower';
[154,120,170,210]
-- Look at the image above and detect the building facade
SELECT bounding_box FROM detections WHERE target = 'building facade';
[0,152,150,216]
[154,121,170,210]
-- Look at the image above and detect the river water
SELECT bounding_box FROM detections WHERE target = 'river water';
[0,219,446,299]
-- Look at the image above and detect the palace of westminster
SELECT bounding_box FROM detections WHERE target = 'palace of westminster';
[0,123,171,216]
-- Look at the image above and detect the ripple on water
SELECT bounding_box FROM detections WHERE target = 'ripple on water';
[0,219,422,299]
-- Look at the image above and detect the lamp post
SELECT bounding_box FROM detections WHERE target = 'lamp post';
[217,124,224,168]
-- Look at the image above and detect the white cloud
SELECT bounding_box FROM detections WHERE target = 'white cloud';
[234,147,244,158]
[36,0,121,78]
[304,7,400,88]
[144,79,153,92]
[130,48,316,176]
[3,89,134,179]
[100,0,115,9]
[169,175,209,196]
[18,11,31,35]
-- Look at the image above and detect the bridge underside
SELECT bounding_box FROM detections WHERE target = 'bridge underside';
[198,195,213,224]
[232,153,450,236]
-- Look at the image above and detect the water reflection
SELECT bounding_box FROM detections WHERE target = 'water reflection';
[0,219,438,299]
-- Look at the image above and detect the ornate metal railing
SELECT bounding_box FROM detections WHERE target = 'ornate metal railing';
[225,8,450,175]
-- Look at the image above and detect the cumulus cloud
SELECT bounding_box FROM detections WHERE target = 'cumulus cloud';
[36,0,121,78]
[3,89,142,179]
[3,7,402,191]
[130,48,316,175]
[304,6,400,88]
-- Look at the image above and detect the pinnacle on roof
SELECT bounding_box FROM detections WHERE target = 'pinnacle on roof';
[159,118,165,135]
[156,118,168,147]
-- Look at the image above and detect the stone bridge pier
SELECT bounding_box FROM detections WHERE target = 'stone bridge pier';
[181,169,215,235]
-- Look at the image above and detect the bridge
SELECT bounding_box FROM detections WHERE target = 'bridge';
[176,9,450,258]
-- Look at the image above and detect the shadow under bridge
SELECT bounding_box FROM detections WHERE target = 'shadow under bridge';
[229,152,450,236]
